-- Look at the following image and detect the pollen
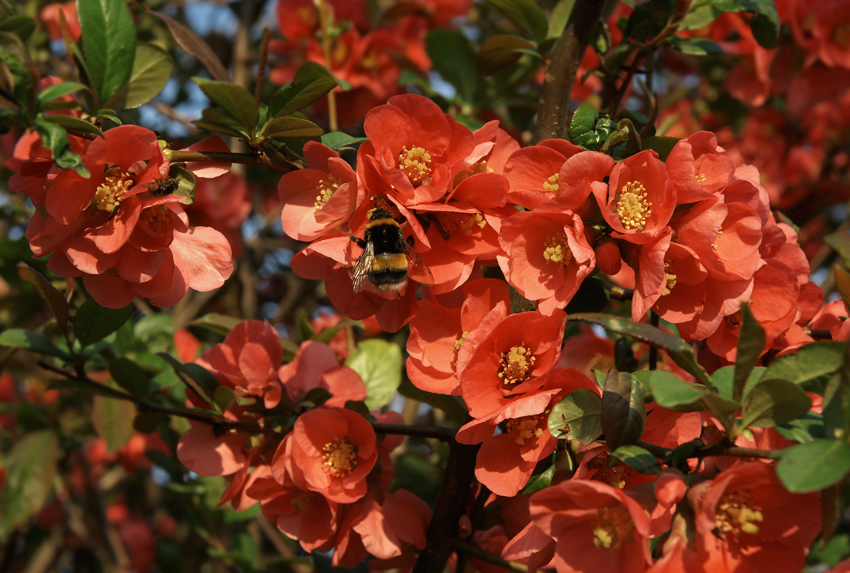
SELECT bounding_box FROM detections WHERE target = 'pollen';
[711,229,723,250]
[438,213,486,237]
[140,206,170,234]
[95,167,134,213]
[453,331,469,364]
[452,160,494,186]
[592,505,634,550]
[399,146,432,185]
[543,233,574,267]
[498,343,536,385]
[695,172,707,184]
[615,181,652,231]
[543,173,560,194]
[506,415,544,445]
[662,261,677,296]
[715,491,764,537]
[322,436,358,478]
[314,173,343,209]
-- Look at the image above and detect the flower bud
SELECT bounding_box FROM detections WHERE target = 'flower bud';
[655,468,687,508]
[595,238,622,275]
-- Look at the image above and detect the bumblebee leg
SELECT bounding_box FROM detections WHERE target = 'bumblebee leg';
[347,231,367,249]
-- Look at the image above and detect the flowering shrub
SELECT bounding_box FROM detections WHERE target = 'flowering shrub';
[3,0,850,572]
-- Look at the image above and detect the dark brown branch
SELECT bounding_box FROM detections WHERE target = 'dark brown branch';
[413,441,480,573]
[372,422,456,442]
[533,0,608,143]
[169,150,299,173]
[454,540,529,572]
[649,311,659,370]
[638,440,782,461]
[37,361,271,434]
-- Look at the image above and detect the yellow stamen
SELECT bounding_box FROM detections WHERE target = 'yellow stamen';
[543,233,574,267]
[399,146,432,185]
[314,174,343,209]
[615,181,652,231]
[140,207,170,234]
[498,343,536,385]
[715,491,763,538]
[662,261,677,296]
[453,331,469,364]
[506,415,544,445]
[95,167,134,213]
[695,173,707,184]
[322,436,358,477]
[711,229,723,250]
[543,173,560,194]
[592,505,634,550]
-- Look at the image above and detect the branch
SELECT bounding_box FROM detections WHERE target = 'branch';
[37,361,271,434]
[169,150,300,173]
[533,0,608,144]
[638,440,782,461]
[454,540,529,572]
[372,422,456,442]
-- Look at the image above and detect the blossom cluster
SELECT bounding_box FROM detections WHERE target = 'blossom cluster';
[174,321,430,567]
[7,120,235,308]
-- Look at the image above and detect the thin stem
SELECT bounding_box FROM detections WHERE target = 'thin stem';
[255,28,272,104]
[453,540,529,572]
[372,422,456,442]
[38,361,270,434]
[637,440,782,461]
[649,311,659,370]
[318,0,338,132]
[169,150,299,173]
[533,0,608,143]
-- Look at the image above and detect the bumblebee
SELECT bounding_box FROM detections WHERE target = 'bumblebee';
[350,207,432,294]
[146,177,180,197]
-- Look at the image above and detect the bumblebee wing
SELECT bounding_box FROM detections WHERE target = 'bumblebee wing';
[405,242,434,286]
[352,241,375,293]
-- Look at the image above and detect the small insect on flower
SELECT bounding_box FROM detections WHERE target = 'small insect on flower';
[146,177,180,197]
[349,207,433,294]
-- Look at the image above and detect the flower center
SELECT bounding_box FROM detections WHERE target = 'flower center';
[588,451,632,489]
[615,181,652,231]
[453,331,469,364]
[506,415,544,445]
[592,505,634,550]
[715,491,763,537]
[662,261,677,296]
[438,213,486,238]
[695,172,707,185]
[498,343,536,385]
[543,173,560,194]
[453,160,493,186]
[291,490,319,512]
[834,22,850,49]
[543,233,574,267]
[95,167,134,213]
[140,206,170,234]
[314,174,343,209]
[322,436,358,478]
[399,146,432,186]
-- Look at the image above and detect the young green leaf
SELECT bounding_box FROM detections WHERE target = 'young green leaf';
[77,0,136,103]
[547,388,603,445]
[93,391,137,452]
[645,370,706,412]
[733,303,765,403]
[105,43,174,110]
[346,339,403,410]
[610,445,660,475]
[267,62,338,118]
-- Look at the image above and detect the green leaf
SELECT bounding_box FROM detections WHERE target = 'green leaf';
[733,303,764,403]
[34,117,81,170]
[670,37,724,56]
[0,329,70,359]
[260,117,323,140]
[213,386,238,412]
[267,61,338,118]
[547,0,576,39]
[0,15,36,40]
[320,132,368,151]
[167,164,197,205]
[0,31,36,115]
[679,4,723,30]
[74,299,134,347]
[152,12,229,81]
[642,135,680,161]
[345,339,402,410]
[0,430,59,539]
[700,392,741,433]
[521,461,557,495]
[610,445,660,475]
[712,0,779,49]
[93,391,136,452]
[568,313,711,384]
[425,28,478,104]
[645,370,706,412]
[669,439,702,470]
[77,0,136,103]
[776,440,850,493]
[108,357,149,398]
[477,35,537,76]
[761,341,846,388]
[487,0,549,43]
[37,81,88,104]
[601,369,646,451]
[826,232,850,268]
[17,263,69,334]
[190,313,242,336]
[774,412,825,444]
[44,114,105,138]
[548,388,603,445]
[195,80,260,133]
[568,103,599,144]
[105,43,174,110]
[740,378,812,429]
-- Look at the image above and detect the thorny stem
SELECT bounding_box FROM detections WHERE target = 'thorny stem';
[533,0,608,143]
[37,361,271,434]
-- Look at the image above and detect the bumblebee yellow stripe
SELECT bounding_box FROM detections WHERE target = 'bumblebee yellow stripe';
[365,217,400,229]
[372,253,408,270]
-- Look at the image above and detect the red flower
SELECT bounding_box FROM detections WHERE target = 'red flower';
[274,408,377,504]
[530,480,652,573]
[690,463,821,573]
[278,340,366,408]
[39,2,80,41]
[188,171,251,258]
